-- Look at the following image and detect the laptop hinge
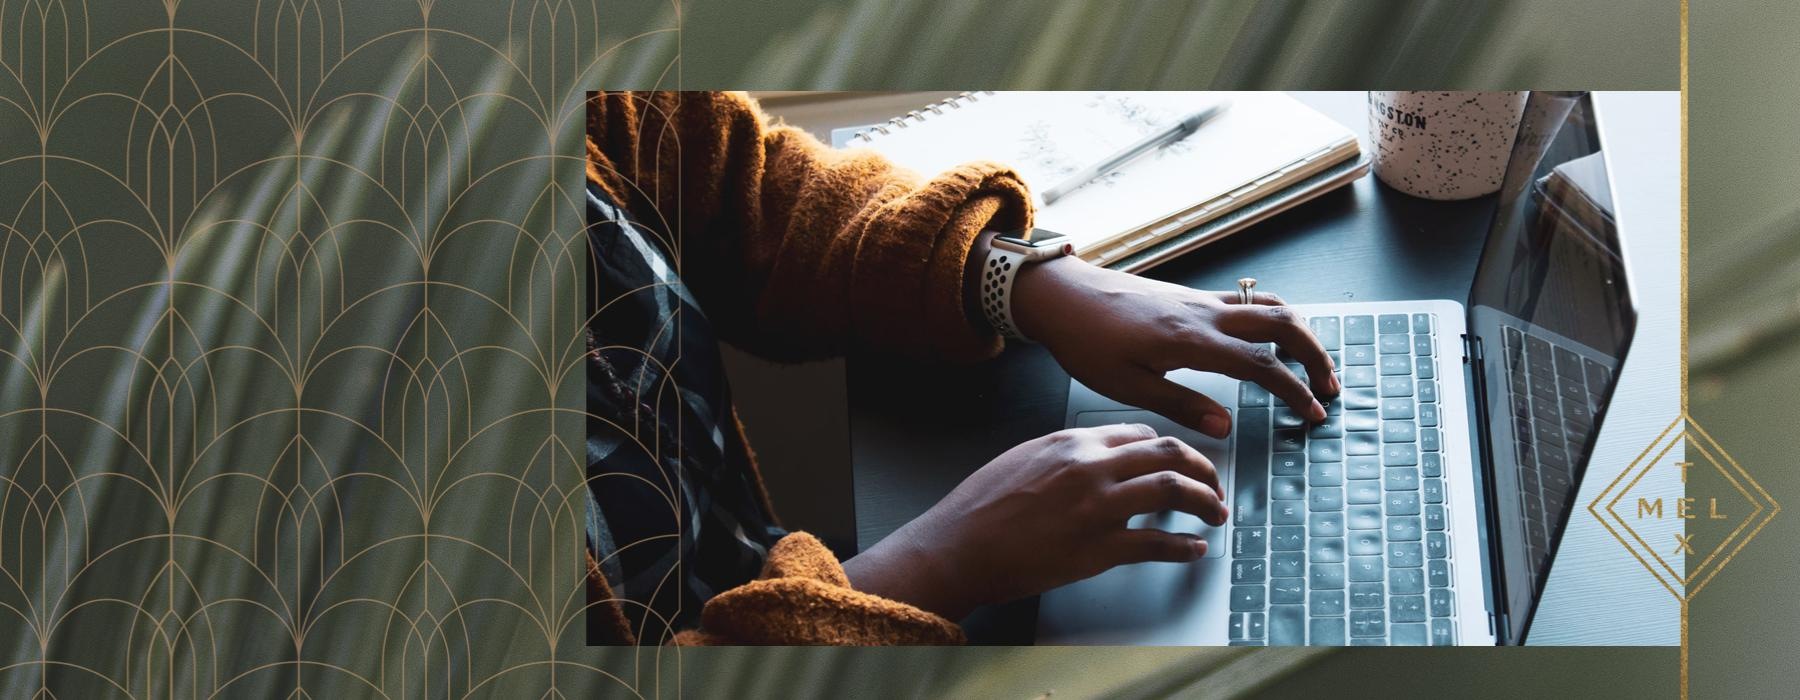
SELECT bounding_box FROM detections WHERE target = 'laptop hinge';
[1461,332,1512,644]
[1463,334,1490,430]
[1461,332,1482,365]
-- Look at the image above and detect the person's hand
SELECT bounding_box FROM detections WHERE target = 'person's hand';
[1012,255,1339,438]
[842,423,1226,620]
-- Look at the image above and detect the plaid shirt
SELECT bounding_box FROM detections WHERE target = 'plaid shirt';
[586,184,784,642]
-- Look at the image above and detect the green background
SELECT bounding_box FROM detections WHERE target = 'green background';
[1690,1,1800,698]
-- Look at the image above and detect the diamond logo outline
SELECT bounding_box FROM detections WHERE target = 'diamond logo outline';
[1588,412,1779,602]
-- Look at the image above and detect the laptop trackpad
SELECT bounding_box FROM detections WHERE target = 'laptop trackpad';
[1073,409,1232,559]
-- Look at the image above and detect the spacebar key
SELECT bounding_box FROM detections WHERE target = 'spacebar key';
[1234,407,1271,526]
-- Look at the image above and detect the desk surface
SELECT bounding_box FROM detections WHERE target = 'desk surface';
[845,92,1679,645]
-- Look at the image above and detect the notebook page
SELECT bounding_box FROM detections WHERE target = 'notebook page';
[851,92,1354,248]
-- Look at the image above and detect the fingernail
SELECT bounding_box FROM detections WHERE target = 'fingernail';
[1310,399,1327,422]
[1331,373,1342,393]
[1193,538,1209,557]
[1202,413,1230,437]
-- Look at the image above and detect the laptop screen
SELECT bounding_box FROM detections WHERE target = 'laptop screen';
[1465,92,1637,643]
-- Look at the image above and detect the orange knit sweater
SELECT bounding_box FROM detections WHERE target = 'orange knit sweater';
[585,91,1033,645]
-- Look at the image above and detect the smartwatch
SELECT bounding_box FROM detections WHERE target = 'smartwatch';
[978,229,1075,340]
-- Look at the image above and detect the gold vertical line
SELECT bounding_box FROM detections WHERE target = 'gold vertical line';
[1679,1,1690,699]
[1681,597,1690,699]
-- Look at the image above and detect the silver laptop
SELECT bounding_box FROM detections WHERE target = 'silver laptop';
[1039,92,1636,646]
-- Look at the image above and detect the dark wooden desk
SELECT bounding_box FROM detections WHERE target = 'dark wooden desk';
[846,92,1500,643]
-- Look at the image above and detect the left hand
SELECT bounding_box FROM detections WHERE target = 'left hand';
[1011,255,1339,438]
[843,422,1226,621]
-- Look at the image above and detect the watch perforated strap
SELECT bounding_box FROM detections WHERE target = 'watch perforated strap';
[979,245,1029,340]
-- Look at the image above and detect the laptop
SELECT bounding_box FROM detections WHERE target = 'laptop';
[1038,92,1637,646]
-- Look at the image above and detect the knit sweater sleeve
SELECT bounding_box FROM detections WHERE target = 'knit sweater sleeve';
[671,533,964,645]
[585,90,1033,363]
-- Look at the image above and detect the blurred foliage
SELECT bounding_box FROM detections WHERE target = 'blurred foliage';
[601,0,1675,90]
[1689,2,1800,698]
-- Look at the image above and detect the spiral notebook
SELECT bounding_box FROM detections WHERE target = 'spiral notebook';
[842,92,1366,271]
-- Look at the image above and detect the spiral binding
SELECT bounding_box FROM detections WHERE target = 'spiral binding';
[848,91,993,144]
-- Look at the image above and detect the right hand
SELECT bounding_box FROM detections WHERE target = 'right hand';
[842,423,1226,621]
[1011,255,1339,439]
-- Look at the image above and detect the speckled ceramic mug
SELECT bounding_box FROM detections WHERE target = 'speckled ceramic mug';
[1368,91,1528,200]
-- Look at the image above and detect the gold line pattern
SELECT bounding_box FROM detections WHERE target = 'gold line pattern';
[0,1,680,696]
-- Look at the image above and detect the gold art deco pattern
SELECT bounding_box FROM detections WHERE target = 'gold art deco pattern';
[0,1,681,696]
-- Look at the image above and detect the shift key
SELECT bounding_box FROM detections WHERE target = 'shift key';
[1234,408,1271,526]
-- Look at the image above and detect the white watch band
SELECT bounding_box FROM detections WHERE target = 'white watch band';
[979,245,1028,339]
[978,232,1072,341]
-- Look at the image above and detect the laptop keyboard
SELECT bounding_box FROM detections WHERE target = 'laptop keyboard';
[1227,313,1457,646]
[1503,326,1609,581]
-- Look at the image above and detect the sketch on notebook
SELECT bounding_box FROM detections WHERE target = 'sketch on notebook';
[1016,94,1199,192]
[1018,120,1089,182]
